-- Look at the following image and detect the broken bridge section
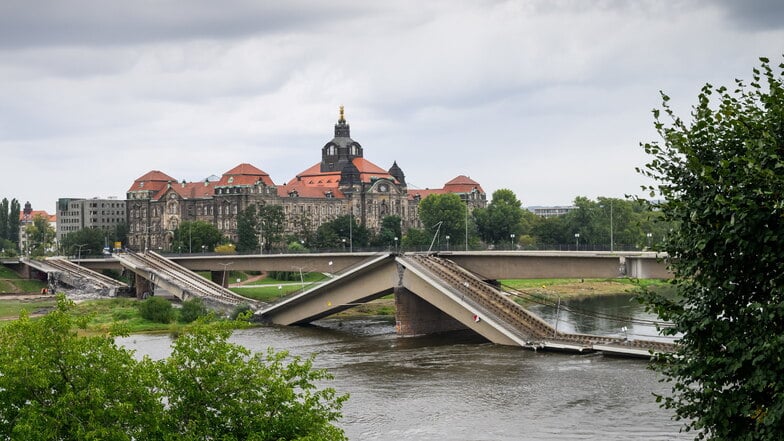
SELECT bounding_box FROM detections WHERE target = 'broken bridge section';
[116,251,260,312]
[256,252,675,357]
[22,257,128,297]
[256,253,397,325]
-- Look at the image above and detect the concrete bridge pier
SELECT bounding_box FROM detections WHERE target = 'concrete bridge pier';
[135,274,152,299]
[394,287,468,336]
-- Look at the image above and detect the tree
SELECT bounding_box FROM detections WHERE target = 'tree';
[139,296,174,324]
[259,204,285,252]
[639,57,784,439]
[0,198,7,242]
[373,215,402,248]
[60,227,105,257]
[474,189,524,246]
[158,321,348,440]
[179,298,208,323]
[24,213,56,256]
[7,199,19,249]
[0,297,164,439]
[174,220,224,253]
[313,215,369,250]
[236,205,259,253]
[0,295,349,440]
[418,193,466,247]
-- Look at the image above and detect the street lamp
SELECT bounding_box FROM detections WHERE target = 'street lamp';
[342,238,346,252]
[600,201,614,252]
[445,235,450,251]
[394,236,399,253]
[510,233,515,250]
[646,232,653,249]
[574,233,580,250]
[75,243,88,265]
[201,245,207,254]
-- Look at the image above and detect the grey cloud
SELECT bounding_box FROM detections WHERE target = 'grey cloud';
[0,0,373,49]
[712,0,784,30]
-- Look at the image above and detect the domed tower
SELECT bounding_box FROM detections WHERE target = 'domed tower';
[388,161,406,187]
[321,106,364,173]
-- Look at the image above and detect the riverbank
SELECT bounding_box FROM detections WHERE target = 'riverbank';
[0,276,671,330]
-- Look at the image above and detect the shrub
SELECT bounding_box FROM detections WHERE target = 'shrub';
[139,296,174,324]
[230,303,253,320]
[179,298,208,323]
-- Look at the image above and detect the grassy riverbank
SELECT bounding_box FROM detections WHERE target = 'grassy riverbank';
[0,265,672,329]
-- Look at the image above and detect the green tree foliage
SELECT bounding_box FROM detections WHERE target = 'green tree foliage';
[474,189,524,246]
[7,199,19,248]
[402,227,430,249]
[0,198,20,249]
[174,220,224,253]
[0,295,348,440]
[0,198,7,242]
[373,215,402,247]
[60,227,105,257]
[179,298,209,323]
[138,296,175,324]
[236,205,259,253]
[418,193,467,246]
[24,213,56,256]
[0,297,164,440]
[259,204,285,252]
[639,57,784,439]
[158,322,348,440]
[314,215,369,250]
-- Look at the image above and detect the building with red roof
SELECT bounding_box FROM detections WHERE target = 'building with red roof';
[19,201,57,254]
[126,108,486,251]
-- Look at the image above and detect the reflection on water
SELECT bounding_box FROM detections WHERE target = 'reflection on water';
[119,297,687,440]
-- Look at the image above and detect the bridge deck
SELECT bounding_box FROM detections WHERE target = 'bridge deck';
[116,251,261,311]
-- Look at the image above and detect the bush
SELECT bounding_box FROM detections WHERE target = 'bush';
[230,303,253,320]
[139,296,174,324]
[179,298,208,323]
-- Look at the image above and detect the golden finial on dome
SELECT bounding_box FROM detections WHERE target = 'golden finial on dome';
[339,105,345,122]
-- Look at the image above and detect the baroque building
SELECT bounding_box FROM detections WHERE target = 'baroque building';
[126,108,486,251]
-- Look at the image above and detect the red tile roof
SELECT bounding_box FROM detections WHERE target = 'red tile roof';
[288,158,396,188]
[408,175,485,200]
[443,175,485,194]
[170,181,217,199]
[20,210,56,223]
[216,163,275,187]
[127,170,176,194]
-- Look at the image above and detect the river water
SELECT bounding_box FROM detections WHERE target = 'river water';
[119,294,689,440]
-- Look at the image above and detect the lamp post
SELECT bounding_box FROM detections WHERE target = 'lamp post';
[341,238,346,252]
[574,233,580,250]
[510,233,515,250]
[292,265,306,291]
[600,201,614,252]
[445,235,450,251]
[201,245,207,254]
[610,201,614,252]
[646,232,652,249]
[219,262,233,287]
[75,243,88,265]
[394,236,399,253]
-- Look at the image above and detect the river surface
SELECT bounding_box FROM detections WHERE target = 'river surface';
[119,294,689,440]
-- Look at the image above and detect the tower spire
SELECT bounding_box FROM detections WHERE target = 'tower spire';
[339,105,345,123]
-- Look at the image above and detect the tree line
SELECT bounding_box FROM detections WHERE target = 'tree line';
[0,198,20,256]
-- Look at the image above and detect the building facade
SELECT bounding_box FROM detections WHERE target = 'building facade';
[19,202,57,255]
[126,108,486,251]
[56,197,127,244]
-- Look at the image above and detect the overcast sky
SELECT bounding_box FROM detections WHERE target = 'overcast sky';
[2,0,783,213]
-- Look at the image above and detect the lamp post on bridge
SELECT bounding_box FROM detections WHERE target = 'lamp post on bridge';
[574,233,580,251]
[394,236,399,253]
[510,233,515,250]
[646,232,653,250]
[445,235,450,251]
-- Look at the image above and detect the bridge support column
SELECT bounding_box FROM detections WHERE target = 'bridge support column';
[394,287,468,336]
[135,274,152,299]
